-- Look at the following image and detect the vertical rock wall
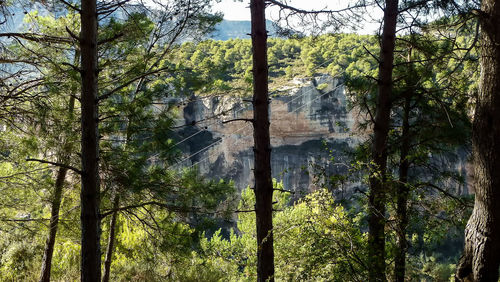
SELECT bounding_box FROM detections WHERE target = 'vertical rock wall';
[173,74,470,196]
[175,75,363,196]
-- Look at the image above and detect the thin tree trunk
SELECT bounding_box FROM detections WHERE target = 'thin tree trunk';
[394,94,410,282]
[39,92,77,282]
[39,166,68,282]
[368,1,398,281]
[102,193,120,282]
[456,0,500,280]
[80,0,101,279]
[250,0,274,281]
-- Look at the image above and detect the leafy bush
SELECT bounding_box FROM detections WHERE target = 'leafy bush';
[191,186,368,281]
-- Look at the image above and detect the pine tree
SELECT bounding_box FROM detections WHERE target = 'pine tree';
[367,1,398,280]
[250,0,275,280]
[456,0,500,279]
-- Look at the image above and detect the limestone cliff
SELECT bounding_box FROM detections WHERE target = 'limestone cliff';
[173,75,364,196]
[173,74,469,196]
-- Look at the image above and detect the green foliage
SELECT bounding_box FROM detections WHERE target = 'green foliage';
[0,240,42,281]
[0,1,480,279]
[406,255,456,281]
[170,34,378,96]
[0,3,231,281]
[187,186,368,281]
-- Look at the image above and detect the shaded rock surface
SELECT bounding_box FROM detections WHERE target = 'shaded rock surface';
[173,74,470,197]
[173,75,364,197]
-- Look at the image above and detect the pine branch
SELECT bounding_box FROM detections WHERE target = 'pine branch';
[0,32,73,44]
[273,188,295,193]
[266,0,364,15]
[98,66,175,101]
[235,209,256,213]
[98,32,124,45]
[65,26,80,42]
[59,0,81,12]
[26,158,81,174]
[100,201,204,218]
[222,118,254,124]
[414,182,472,208]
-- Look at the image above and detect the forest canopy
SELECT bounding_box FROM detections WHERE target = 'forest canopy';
[0,0,497,281]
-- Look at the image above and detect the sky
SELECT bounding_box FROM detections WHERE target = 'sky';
[213,0,352,21]
[212,0,381,34]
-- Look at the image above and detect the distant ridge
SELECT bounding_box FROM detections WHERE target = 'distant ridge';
[209,20,277,41]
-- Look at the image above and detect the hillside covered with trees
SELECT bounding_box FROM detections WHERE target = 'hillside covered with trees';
[0,0,498,281]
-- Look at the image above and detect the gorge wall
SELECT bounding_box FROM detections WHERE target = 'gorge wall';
[172,75,362,197]
[172,74,469,197]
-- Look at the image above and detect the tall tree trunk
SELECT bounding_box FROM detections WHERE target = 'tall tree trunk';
[394,94,410,282]
[250,0,274,281]
[456,0,500,280]
[80,0,101,279]
[368,1,398,281]
[102,193,120,282]
[39,166,68,282]
[39,54,78,282]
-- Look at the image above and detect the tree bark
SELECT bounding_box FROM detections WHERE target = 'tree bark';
[456,0,500,280]
[102,193,120,282]
[250,0,274,281]
[394,94,410,282]
[80,0,101,280]
[39,166,68,282]
[368,1,398,281]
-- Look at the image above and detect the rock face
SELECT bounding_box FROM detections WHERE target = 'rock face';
[173,74,470,197]
[174,75,364,196]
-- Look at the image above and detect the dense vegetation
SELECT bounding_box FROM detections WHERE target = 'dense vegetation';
[1,0,498,281]
[170,34,378,95]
